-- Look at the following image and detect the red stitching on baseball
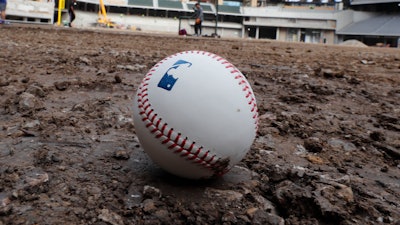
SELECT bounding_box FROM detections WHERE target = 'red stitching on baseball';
[167,128,173,139]
[181,137,187,148]
[200,150,209,161]
[238,80,246,85]
[174,147,183,153]
[161,123,167,133]
[188,142,194,151]
[181,151,190,157]
[136,51,258,177]
[155,118,162,129]
[168,143,177,149]
[205,155,215,164]
[174,133,180,143]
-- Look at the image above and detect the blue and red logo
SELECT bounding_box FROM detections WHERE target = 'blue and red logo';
[157,60,192,91]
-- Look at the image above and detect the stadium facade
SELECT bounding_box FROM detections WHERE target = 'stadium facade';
[6,0,400,47]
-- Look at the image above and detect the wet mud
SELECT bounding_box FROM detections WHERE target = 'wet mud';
[0,25,399,225]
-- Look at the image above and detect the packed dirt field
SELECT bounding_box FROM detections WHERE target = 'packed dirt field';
[0,25,399,225]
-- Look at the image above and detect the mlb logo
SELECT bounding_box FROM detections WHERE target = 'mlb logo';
[158,60,192,91]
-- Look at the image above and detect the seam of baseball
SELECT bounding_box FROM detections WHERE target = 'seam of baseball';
[136,50,259,176]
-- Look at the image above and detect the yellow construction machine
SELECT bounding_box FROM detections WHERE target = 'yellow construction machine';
[97,0,117,28]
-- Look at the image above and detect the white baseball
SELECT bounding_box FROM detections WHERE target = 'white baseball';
[133,51,258,179]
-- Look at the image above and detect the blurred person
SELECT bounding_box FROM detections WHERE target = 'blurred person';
[68,0,77,27]
[192,3,203,36]
[0,0,7,24]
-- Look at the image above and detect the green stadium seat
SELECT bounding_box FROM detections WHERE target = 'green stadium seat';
[218,5,241,14]
[158,0,183,9]
[128,0,154,7]
[158,0,184,9]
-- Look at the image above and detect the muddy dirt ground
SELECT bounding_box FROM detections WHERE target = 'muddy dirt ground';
[0,25,399,225]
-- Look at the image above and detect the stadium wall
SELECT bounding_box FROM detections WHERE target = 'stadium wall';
[73,10,243,38]
[7,0,55,24]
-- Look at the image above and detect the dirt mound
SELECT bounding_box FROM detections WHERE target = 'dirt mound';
[340,39,368,47]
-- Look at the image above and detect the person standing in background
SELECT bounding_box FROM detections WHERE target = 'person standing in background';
[0,0,7,24]
[68,0,77,27]
[193,3,203,36]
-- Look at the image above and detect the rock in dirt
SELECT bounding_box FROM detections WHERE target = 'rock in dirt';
[114,75,122,83]
[204,188,243,202]
[0,78,10,87]
[304,137,324,153]
[0,194,12,216]
[18,92,44,112]
[79,56,92,65]
[26,84,46,98]
[54,81,69,91]
[142,199,156,213]
[116,64,146,71]
[25,172,49,187]
[98,208,124,225]
[143,185,161,200]
[252,209,285,225]
[113,149,130,160]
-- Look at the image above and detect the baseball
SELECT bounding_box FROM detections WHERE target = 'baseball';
[133,51,258,179]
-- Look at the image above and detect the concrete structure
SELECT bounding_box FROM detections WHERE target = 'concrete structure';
[5,0,399,47]
[241,5,341,43]
[6,0,55,24]
[72,0,355,45]
[336,0,400,47]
